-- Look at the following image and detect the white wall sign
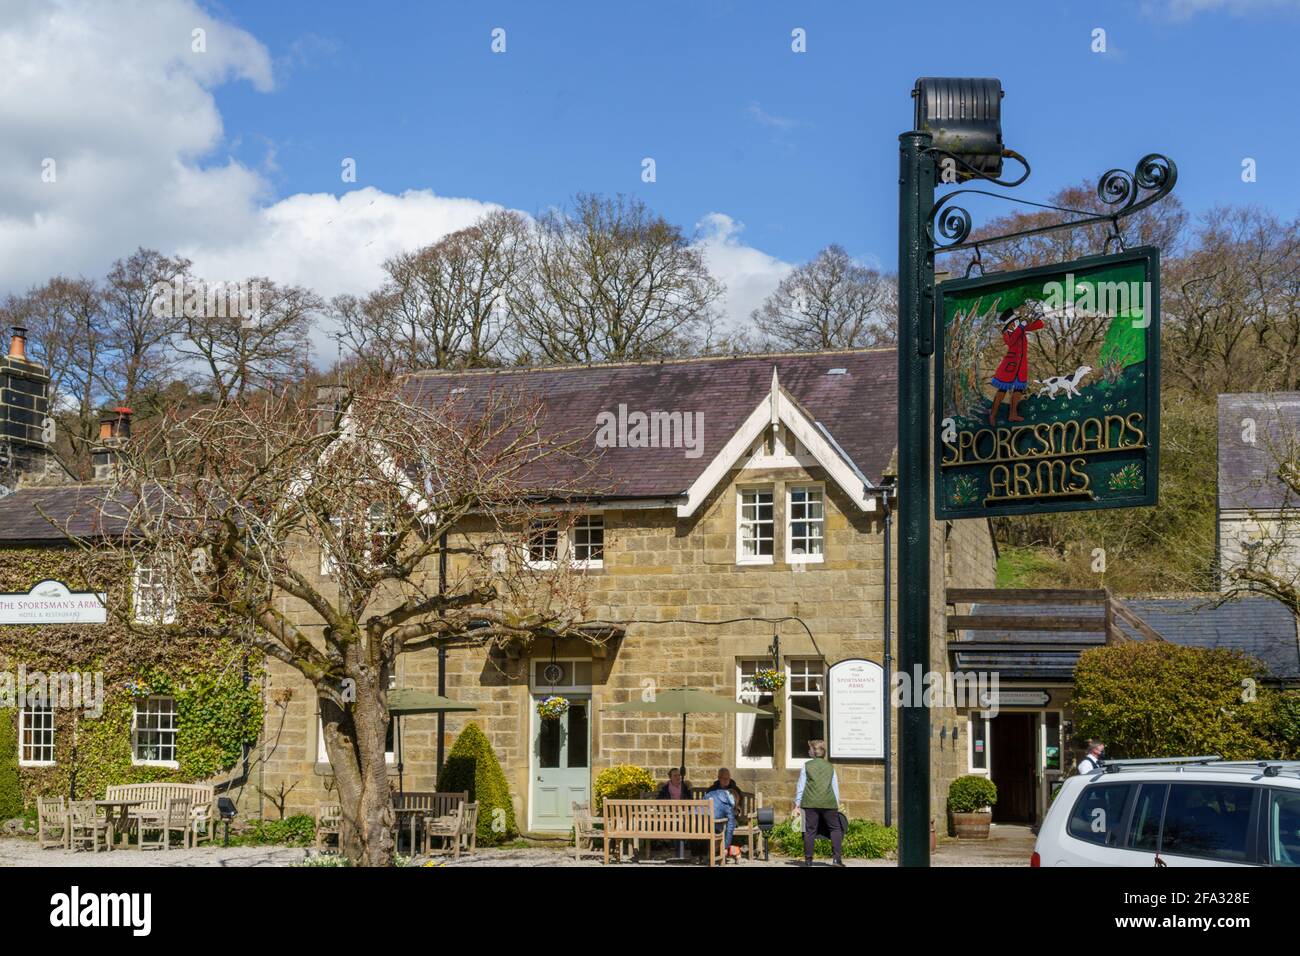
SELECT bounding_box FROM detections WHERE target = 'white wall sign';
[979,689,1051,708]
[0,580,107,625]
[827,658,884,760]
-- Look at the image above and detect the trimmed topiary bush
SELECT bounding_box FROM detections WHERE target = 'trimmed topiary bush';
[0,712,22,819]
[947,774,998,813]
[769,818,897,859]
[592,764,656,813]
[436,722,517,845]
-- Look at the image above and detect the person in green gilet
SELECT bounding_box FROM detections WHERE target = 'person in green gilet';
[794,739,845,866]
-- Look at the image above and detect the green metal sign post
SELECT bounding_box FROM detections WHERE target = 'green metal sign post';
[896,128,936,868]
[894,78,1176,867]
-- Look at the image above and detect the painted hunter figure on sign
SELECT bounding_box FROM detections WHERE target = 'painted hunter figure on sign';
[987,307,1043,425]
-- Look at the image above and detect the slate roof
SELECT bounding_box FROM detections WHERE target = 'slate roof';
[1218,392,1300,512]
[951,594,1300,683]
[399,349,899,499]
[0,484,132,543]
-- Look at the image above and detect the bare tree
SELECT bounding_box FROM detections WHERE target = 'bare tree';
[100,247,191,408]
[752,245,897,351]
[508,193,722,363]
[75,379,604,865]
[177,277,320,402]
[333,210,526,375]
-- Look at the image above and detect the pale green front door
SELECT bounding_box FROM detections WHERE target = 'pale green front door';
[530,696,590,831]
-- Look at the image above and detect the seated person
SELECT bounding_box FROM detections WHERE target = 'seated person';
[706,767,740,853]
[656,766,690,800]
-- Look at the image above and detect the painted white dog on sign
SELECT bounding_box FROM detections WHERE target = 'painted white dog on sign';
[1034,365,1092,399]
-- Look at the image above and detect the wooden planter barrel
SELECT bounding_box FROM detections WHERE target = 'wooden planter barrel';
[951,810,992,839]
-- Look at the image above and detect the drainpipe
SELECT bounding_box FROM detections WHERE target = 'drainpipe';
[437,530,448,778]
[881,486,894,828]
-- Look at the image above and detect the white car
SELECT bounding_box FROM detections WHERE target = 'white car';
[1032,756,1300,867]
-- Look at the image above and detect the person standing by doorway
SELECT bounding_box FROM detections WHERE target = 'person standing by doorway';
[794,739,844,866]
[1077,739,1105,774]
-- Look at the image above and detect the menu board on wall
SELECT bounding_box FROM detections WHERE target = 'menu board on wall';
[827,658,884,760]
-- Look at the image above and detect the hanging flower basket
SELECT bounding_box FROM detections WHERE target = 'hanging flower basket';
[753,668,785,692]
[536,695,570,720]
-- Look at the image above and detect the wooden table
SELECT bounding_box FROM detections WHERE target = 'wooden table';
[94,800,144,849]
[393,807,428,853]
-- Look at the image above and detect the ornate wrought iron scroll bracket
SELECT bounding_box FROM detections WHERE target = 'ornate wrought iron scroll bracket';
[925,152,1177,254]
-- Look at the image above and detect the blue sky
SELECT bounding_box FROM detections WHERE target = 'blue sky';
[210,0,1298,266]
[2,0,1297,344]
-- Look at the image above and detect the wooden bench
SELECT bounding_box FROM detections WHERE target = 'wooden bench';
[602,799,723,866]
[106,783,216,848]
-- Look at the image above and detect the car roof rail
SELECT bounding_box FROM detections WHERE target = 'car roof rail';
[1211,760,1300,777]
[1102,755,1222,773]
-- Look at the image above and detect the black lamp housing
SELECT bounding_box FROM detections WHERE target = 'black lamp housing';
[913,77,1004,181]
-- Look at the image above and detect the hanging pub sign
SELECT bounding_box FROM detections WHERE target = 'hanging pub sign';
[0,580,107,625]
[935,247,1160,519]
[826,658,884,760]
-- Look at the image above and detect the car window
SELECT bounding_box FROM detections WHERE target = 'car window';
[1161,783,1255,863]
[1270,789,1300,867]
[1127,783,1166,852]
[1067,783,1133,846]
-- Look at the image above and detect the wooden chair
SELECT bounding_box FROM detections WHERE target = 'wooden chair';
[37,796,68,850]
[136,797,192,850]
[457,802,479,857]
[67,801,109,853]
[421,804,464,857]
[572,801,603,861]
[315,802,342,852]
[730,790,765,861]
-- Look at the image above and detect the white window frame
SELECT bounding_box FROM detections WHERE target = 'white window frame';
[132,695,179,768]
[786,484,826,564]
[132,563,176,625]
[571,514,605,569]
[784,658,826,769]
[18,704,56,767]
[524,520,561,570]
[735,660,775,769]
[737,486,775,565]
[523,514,605,571]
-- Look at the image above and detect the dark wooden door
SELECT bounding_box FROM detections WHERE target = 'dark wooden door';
[991,713,1035,823]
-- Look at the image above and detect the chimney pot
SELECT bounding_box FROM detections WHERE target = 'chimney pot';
[7,326,27,360]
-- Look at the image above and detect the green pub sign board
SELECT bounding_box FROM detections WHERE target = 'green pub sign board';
[934,247,1160,519]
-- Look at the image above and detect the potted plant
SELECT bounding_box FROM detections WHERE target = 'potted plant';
[536,696,570,720]
[947,774,997,839]
[753,667,785,692]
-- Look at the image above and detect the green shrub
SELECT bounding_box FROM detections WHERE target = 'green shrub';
[1074,642,1280,759]
[0,712,21,818]
[233,814,315,846]
[947,775,997,813]
[436,722,517,845]
[592,764,656,813]
[769,818,897,859]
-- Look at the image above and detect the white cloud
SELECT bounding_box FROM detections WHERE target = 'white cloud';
[0,0,798,360]
[1147,0,1300,17]
[692,213,793,331]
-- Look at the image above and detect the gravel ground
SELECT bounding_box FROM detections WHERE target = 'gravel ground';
[0,825,1034,867]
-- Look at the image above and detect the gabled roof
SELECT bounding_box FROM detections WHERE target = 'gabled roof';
[951,594,1300,683]
[400,349,898,508]
[1218,392,1300,512]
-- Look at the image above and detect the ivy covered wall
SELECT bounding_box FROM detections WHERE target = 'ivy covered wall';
[0,545,263,807]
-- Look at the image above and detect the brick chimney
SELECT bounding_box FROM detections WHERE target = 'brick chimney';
[0,325,58,489]
[92,406,132,481]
